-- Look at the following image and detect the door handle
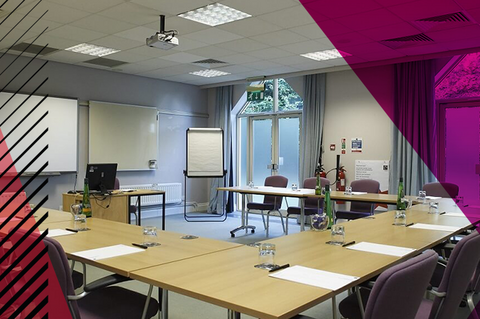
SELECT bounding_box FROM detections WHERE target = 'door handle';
[267,164,279,170]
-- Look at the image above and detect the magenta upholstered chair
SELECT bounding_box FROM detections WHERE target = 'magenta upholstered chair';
[335,179,380,221]
[285,177,330,234]
[415,231,480,319]
[246,175,288,236]
[422,182,459,199]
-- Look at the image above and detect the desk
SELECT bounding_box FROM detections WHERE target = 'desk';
[62,190,166,229]
[35,207,72,224]
[131,208,478,319]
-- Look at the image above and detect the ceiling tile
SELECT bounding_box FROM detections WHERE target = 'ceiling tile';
[25,34,79,50]
[140,64,200,78]
[71,15,136,35]
[183,28,242,45]
[241,60,284,70]
[341,42,396,55]
[126,45,176,58]
[216,38,268,53]
[387,0,463,21]
[42,50,93,63]
[220,0,298,16]
[110,62,156,75]
[91,36,143,50]
[334,9,404,31]
[263,65,301,75]
[374,0,421,6]
[142,16,211,36]
[221,54,262,64]
[465,7,480,24]
[251,30,309,47]
[327,32,376,48]
[426,25,480,42]
[114,26,159,43]
[302,0,381,19]
[106,51,151,63]
[278,40,334,54]
[359,22,422,41]
[1,13,62,34]
[454,0,480,9]
[269,55,311,66]
[44,25,107,43]
[246,48,294,59]
[47,0,125,13]
[0,26,39,50]
[98,3,162,26]
[396,42,453,55]
[17,1,91,24]
[169,37,209,52]
[353,49,406,61]
[289,23,327,40]
[185,45,235,58]
[311,19,353,36]
[1,0,37,13]
[444,35,480,50]
[257,6,314,28]
[136,58,181,69]
[131,0,213,15]
[216,18,282,37]
[216,65,254,74]
[160,52,207,63]
[292,60,334,70]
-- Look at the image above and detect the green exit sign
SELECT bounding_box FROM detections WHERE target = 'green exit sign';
[247,91,264,102]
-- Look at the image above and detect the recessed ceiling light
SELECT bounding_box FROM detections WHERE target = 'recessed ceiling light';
[65,43,120,57]
[300,49,352,61]
[189,69,231,78]
[178,3,251,26]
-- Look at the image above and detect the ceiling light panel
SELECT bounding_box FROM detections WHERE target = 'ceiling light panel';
[65,43,120,57]
[300,49,351,61]
[189,69,231,77]
[178,3,251,26]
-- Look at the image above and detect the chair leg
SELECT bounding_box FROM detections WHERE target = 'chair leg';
[266,212,270,237]
[356,287,366,319]
[260,210,267,229]
[467,292,478,319]
[285,215,289,235]
[278,210,286,233]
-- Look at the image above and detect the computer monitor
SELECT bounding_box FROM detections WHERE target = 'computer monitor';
[85,163,118,193]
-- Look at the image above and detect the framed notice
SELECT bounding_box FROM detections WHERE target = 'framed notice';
[351,138,363,153]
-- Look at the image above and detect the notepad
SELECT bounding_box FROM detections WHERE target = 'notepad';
[351,192,368,195]
[346,242,416,257]
[441,212,466,218]
[408,223,461,232]
[269,265,359,291]
[72,244,145,261]
[45,229,77,238]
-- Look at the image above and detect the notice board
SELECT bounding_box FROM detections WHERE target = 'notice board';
[355,160,390,192]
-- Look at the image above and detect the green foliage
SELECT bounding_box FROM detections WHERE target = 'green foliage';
[243,79,303,114]
[436,52,480,100]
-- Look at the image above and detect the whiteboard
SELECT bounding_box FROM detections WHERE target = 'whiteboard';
[89,101,158,171]
[0,92,78,173]
[186,128,224,177]
[355,160,390,191]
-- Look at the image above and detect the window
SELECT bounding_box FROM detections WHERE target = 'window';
[436,52,480,100]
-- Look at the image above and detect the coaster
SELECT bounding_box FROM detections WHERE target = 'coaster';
[325,241,343,246]
[246,242,261,248]
[254,263,279,270]
[181,235,198,240]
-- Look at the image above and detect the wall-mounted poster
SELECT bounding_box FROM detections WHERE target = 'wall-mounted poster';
[351,137,363,153]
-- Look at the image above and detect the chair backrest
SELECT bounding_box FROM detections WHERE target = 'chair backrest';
[304,177,330,208]
[263,175,288,209]
[114,178,120,190]
[429,231,480,319]
[422,182,459,199]
[365,250,438,319]
[350,179,380,213]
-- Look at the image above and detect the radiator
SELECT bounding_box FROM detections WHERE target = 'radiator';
[119,183,182,206]
[0,192,31,214]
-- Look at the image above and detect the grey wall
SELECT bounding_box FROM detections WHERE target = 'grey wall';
[0,54,208,210]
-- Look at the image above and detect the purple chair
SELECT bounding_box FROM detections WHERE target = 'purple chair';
[43,235,159,319]
[422,182,459,199]
[335,179,380,221]
[246,175,288,236]
[415,231,480,319]
[285,177,330,234]
[115,178,139,224]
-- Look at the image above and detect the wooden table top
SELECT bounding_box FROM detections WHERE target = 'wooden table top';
[39,218,240,277]
[35,207,73,224]
[131,208,476,319]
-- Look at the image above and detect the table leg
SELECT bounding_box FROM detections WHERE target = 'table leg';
[332,295,338,319]
[162,193,166,231]
[229,193,255,237]
[137,195,142,226]
[227,309,240,319]
[161,289,168,319]
[300,198,305,231]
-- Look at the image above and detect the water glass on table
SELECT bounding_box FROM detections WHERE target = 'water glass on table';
[393,210,407,226]
[291,183,298,191]
[255,243,277,270]
[74,214,88,231]
[248,181,254,188]
[429,202,439,214]
[418,191,427,204]
[142,226,159,247]
[330,225,345,246]
[344,186,352,195]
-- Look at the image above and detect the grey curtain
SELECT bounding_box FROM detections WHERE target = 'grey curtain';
[300,73,326,183]
[389,60,436,196]
[208,86,233,213]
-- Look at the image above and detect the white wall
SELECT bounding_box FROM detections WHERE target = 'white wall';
[0,54,208,210]
[323,67,394,186]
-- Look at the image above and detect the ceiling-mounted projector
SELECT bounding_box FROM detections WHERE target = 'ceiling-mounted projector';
[146,15,179,50]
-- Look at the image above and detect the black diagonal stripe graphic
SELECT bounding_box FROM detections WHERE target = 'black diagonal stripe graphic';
[0,0,41,40]
[0,0,26,27]
[0,9,48,62]
[0,95,48,145]
[0,111,48,162]
[23,295,48,319]
[0,264,48,316]
[0,128,47,179]
[0,76,49,124]
[0,0,10,9]
[0,246,47,298]
[0,63,48,112]
[0,217,48,281]
[0,27,49,78]
[1,44,49,92]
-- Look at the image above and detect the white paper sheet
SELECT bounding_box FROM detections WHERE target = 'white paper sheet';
[45,229,76,238]
[351,192,368,195]
[269,265,359,291]
[408,223,462,232]
[441,212,466,218]
[346,242,416,257]
[72,244,144,261]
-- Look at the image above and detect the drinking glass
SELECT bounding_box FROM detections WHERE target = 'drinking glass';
[418,190,427,204]
[291,183,298,191]
[311,214,328,231]
[330,225,345,245]
[393,210,407,226]
[142,226,159,247]
[256,243,276,270]
[429,202,439,214]
[248,181,254,188]
[344,186,352,195]
[74,214,87,231]
[456,196,464,207]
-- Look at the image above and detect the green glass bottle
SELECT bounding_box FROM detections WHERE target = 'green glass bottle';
[324,184,333,228]
[396,177,405,210]
[82,178,92,218]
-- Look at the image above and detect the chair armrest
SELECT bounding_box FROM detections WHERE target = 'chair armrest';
[437,258,448,268]
[429,288,447,298]
[84,274,131,293]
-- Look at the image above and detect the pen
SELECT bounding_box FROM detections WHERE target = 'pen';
[440,212,446,215]
[405,223,415,227]
[65,228,78,233]
[132,243,148,249]
[269,264,290,273]
[342,241,356,247]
